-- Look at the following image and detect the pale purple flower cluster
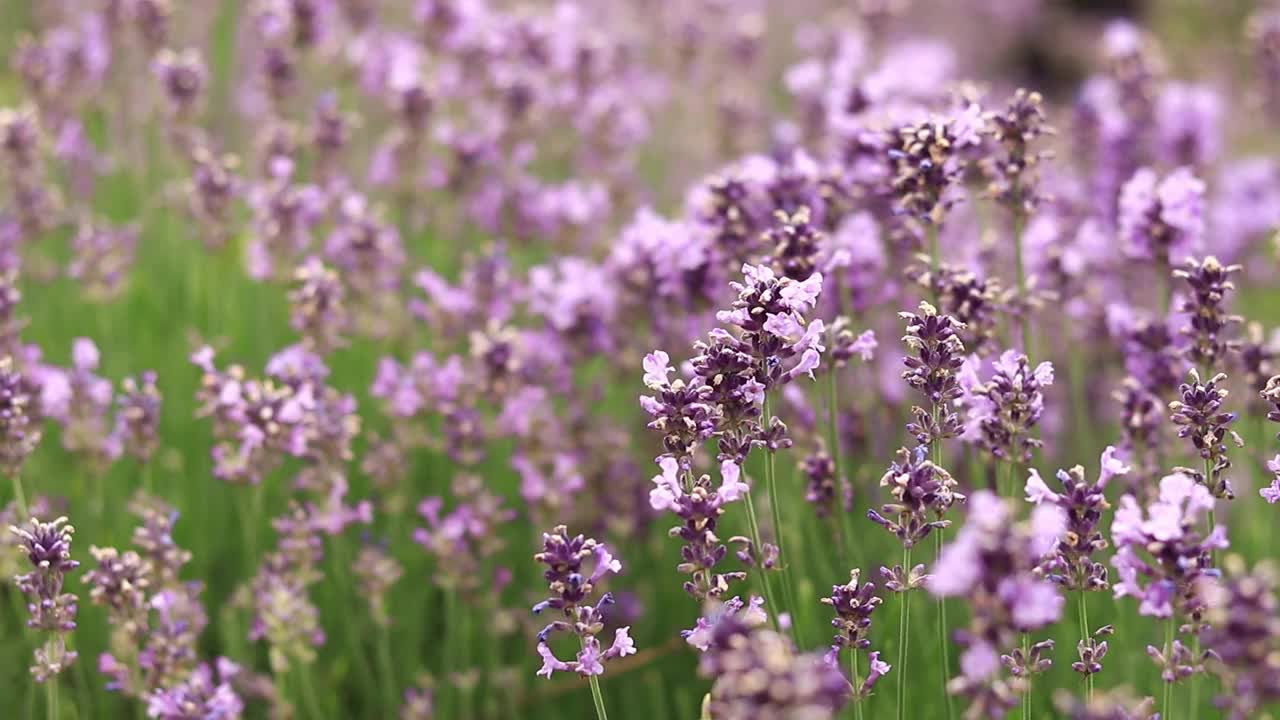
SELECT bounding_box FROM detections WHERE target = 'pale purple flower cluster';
[1168,369,1243,499]
[983,89,1053,213]
[0,355,41,477]
[821,569,890,701]
[868,446,964,551]
[11,516,80,682]
[930,492,1065,719]
[192,345,359,484]
[414,474,515,596]
[698,599,853,719]
[1026,447,1130,592]
[532,526,635,679]
[1174,256,1242,372]
[146,660,243,720]
[899,302,966,446]
[649,456,749,600]
[1112,473,1225,623]
[247,505,327,674]
[112,371,162,463]
[288,257,350,354]
[1201,556,1280,719]
[1118,167,1205,267]
[91,502,217,701]
[964,350,1054,465]
[888,109,980,226]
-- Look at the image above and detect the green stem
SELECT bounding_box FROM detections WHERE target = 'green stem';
[742,490,782,632]
[295,662,326,720]
[1163,619,1175,720]
[1012,208,1031,354]
[928,224,942,307]
[1078,592,1093,700]
[763,394,801,643]
[935,531,954,720]
[827,362,854,556]
[1021,634,1032,720]
[850,650,864,720]
[929,417,954,720]
[585,638,610,720]
[11,472,27,518]
[46,675,57,720]
[896,546,912,720]
[378,625,397,715]
[1189,635,1201,716]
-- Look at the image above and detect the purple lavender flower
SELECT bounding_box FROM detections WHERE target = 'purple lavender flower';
[401,681,435,720]
[1026,447,1129,592]
[354,542,402,628]
[1112,472,1224,629]
[691,263,826,460]
[899,302,966,446]
[184,146,241,249]
[763,206,824,281]
[965,350,1054,465]
[68,220,138,301]
[111,371,162,462]
[983,89,1054,214]
[821,568,888,702]
[84,545,152,642]
[1119,167,1205,267]
[1168,369,1243,499]
[0,355,41,477]
[801,450,838,517]
[868,446,964,550]
[146,661,243,719]
[1261,456,1280,504]
[414,475,514,596]
[930,492,1065,719]
[1052,687,1156,719]
[888,109,979,226]
[531,525,635,678]
[1174,256,1242,372]
[639,350,716,462]
[697,601,851,719]
[1156,83,1221,168]
[288,257,350,354]
[152,48,206,122]
[649,457,749,600]
[0,106,62,240]
[11,516,80,681]
[248,505,326,674]
[1201,555,1280,719]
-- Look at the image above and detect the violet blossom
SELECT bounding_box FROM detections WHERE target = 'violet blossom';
[531,526,636,679]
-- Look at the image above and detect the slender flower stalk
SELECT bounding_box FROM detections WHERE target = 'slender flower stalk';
[12,515,80,720]
[984,90,1053,354]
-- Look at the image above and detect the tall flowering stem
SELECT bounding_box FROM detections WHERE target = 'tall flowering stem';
[869,446,963,720]
[1112,472,1224,716]
[929,492,1065,720]
[1026,448,1129,698]
[821,569,887,720]
[967,350,1053,498]
[697,598,850,718]
[531,526,635,719]
[984,90,1053,354]
[683,262,827,636]
[899,302,966,715]
[12,516,80,720]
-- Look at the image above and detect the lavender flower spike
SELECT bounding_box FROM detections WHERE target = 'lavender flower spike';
[532,526,635,679]
[11,516,80,681]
